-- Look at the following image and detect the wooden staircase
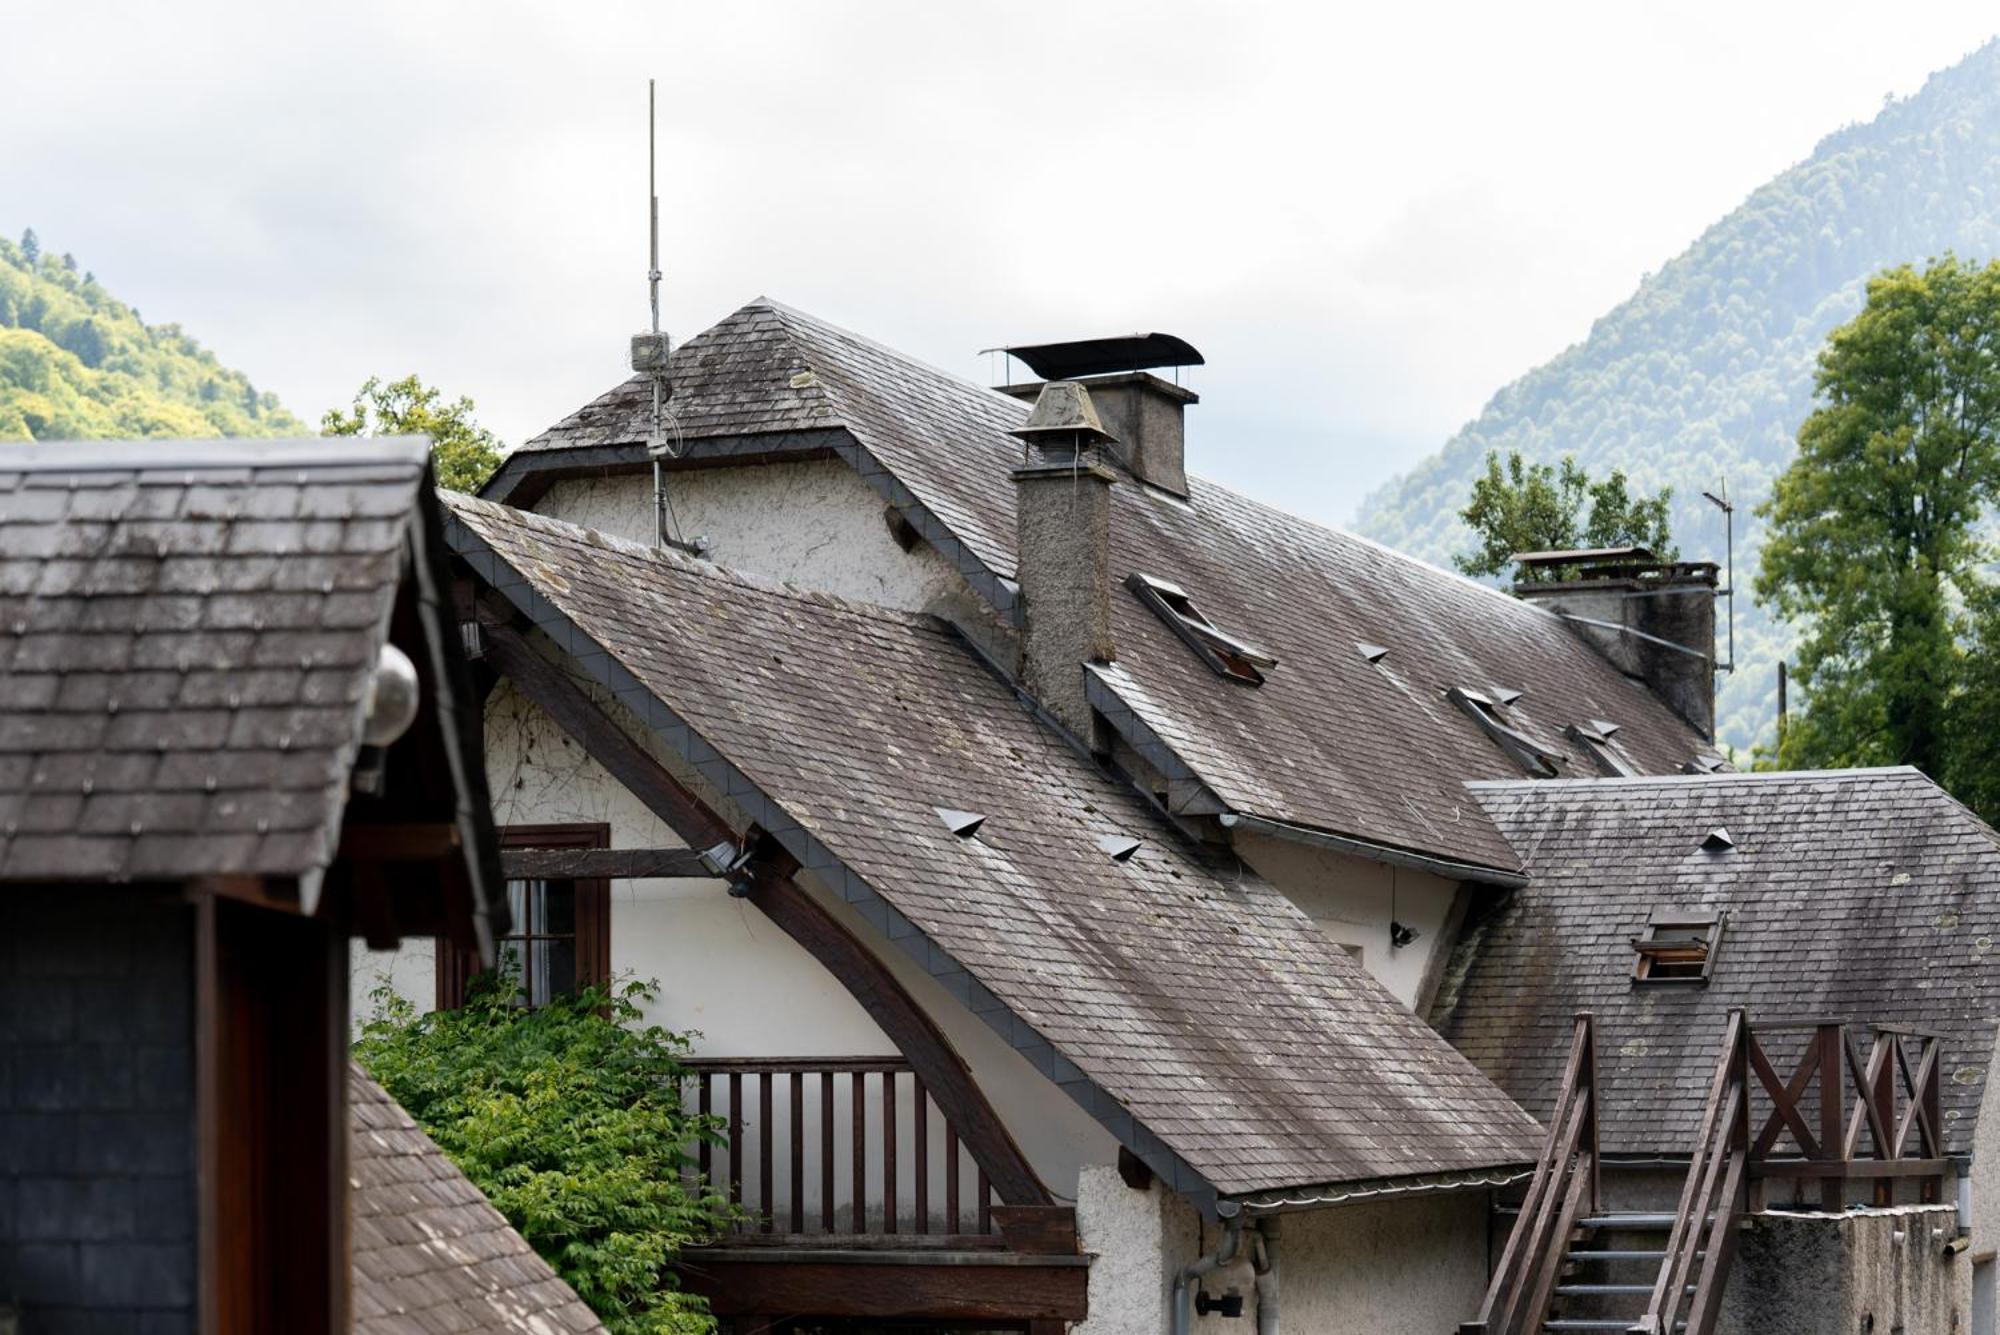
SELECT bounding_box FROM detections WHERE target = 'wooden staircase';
[1461,1010,1951,1335]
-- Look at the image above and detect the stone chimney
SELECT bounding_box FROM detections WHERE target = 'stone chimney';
[1002,373,1195,496]
[996,333,1203,498]
[1010,381,1118,746]
[1510,549,1721,739]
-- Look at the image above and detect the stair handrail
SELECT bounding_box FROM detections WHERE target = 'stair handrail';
[1461,1012,1599,1335]
[1632,1009,1750,1335]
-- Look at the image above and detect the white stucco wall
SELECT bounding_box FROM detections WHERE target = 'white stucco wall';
[537,462,1008,652]
[1232,832,1463,1010]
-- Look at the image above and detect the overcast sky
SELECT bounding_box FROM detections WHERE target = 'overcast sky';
[5,2,1996,522]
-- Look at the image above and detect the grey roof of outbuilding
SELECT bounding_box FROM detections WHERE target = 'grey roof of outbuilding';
[350,1066,608,1335]
[445,491,1544,1198]
[0,439,432,884]
[505,299,1716,879]
[1433,769,2000,1156]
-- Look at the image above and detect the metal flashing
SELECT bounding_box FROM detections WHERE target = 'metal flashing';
[1217,810,1530,889]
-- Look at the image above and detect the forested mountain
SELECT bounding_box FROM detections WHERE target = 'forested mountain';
[0,231,300,440]
[1355,39,2000,753]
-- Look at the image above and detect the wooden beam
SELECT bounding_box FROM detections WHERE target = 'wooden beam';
[483,621,735,849]
[482,615,1052,1208]
[336,823,460,862]
[681,1254,1089,1321]
[500,847,709,881]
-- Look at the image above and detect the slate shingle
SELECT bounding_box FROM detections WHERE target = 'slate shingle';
[348,1067,607,1335]
[1436,769,2000,1155]
[446,492,1544,1195]
[511,298,1716,877]
[0,440,425,883]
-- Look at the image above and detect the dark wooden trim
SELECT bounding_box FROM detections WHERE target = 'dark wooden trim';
[337,823,461,862]
[500,846,707,880]
[681,1254,1089,1322]
[483,617,1052,1209]
[439,820,610,1009]
[194,892,219,1335]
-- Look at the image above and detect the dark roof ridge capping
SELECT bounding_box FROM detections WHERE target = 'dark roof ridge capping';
[445,491,1544,1202]
[1465,764,1927,790]
[1438,767,2000,1155]
[499,298,1717,875]
[1,436,432,472]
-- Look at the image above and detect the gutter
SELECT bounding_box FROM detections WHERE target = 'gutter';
[1217,812,1530,890]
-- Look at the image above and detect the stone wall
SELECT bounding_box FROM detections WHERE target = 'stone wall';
[0,890,196,1333]
[1720,1205,1966,1335]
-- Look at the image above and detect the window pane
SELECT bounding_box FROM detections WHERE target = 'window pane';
[530,937,577,1006]
[543,882,576,935]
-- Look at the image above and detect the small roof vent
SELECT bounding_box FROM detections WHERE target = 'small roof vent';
[935,807,986,839]
[1096,834,1142,863]
[1449,686,1559,779]
[1356,642,1390,664]
[1493,687,1525,706]
[1701,827,1735,853]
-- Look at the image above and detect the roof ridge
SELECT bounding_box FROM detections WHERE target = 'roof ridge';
[1466,764,1928,790]
[0,437,431,472]
[441,490,953,635]
[759,298,1034,417]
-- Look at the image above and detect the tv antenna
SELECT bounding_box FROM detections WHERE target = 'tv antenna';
[1701,480,1735,674]
[632,78,699,554]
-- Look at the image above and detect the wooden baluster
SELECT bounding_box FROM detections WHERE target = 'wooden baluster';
[884,1070,899,1234]
[945,1124,961,1235]
[1817,1024,1843,1210]
[759,1073,775,1232]
[1922,1036,1944,1204]
[729,1071,744,1213]
[820,1071,835,1233]
[914,1077,929,1235]
[698,1073,712,1186]
[977,1164,992,1234]
[790,1070,804,1233]
[851,1070,866,1233]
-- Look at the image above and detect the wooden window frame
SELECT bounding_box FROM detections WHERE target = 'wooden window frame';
[1632,909,1723,986]
[437,822,610,1009]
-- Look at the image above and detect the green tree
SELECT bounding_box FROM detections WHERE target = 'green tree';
[1756,255,2000,780]
[1454,450,1675,582]
[322,373,504,492]
[355,976,729,1335]
[19,228,37,265]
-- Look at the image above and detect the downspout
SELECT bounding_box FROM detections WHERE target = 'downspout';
[1253,1215,1281,1335]
[1172,1215,1245,1335]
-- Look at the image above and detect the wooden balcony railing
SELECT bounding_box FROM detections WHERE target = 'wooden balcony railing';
[1461,1013,1600,1335]
[682,1056,1003,1241]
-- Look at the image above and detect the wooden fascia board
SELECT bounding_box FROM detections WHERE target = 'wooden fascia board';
[448,517,1221,1214]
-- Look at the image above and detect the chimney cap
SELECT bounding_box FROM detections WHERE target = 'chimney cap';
[994,332,1204,381]
[1010,380,1116,446]
[1509,545,1660,568]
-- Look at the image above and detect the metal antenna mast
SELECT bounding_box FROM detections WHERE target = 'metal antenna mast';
[633,77,684,551]
[1701,481,1735,674]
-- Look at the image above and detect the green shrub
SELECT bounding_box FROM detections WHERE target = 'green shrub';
[355,976,730,1335]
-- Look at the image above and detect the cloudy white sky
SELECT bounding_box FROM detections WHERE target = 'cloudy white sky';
[5,2,1996,522]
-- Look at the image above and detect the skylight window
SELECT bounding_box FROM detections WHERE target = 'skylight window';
[1448,686,1560,778]
[1567,721,1638,778]
[1632,910,1723,985]
[1126,574,1276,686]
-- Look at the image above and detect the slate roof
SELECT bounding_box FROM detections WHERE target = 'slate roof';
[1434,769,2000,1155]
[350,1066,607,1335]
[503,299,1716,879]
[445,492,1545,1197]
[0,439,474,887]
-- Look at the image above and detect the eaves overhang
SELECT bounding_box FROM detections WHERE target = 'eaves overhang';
[484,425,1023,626]
[445,512,1222,1215]
[1224,1163,1537,1217]
[1084,667,1530,889]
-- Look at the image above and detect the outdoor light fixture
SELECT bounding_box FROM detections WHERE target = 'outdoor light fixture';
[362,643,422,748]
[1195,1291,1245,1319]
[351,642,422,795]
[1390,921,1419,949]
